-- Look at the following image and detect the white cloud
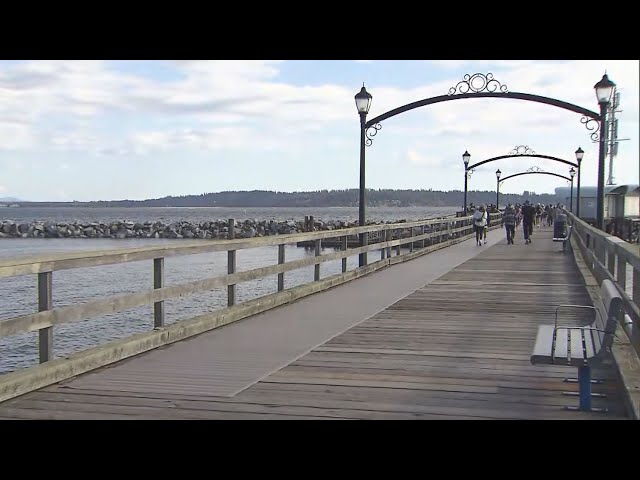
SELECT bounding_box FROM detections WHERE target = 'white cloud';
[406,149,444,167]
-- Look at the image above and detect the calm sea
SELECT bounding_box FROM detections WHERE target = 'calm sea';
[0,206,457,374]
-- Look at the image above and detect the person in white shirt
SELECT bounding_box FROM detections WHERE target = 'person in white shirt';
[472,205,487,246]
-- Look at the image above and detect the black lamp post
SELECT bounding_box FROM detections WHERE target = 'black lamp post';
[462,150,470,214]
[495,169,501,210]
[575,147,584,218]
[594,73,616,231]
[569,167,576,212]
[355,84,372,267]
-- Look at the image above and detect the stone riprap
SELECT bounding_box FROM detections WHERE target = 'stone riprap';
[0,218,418,239]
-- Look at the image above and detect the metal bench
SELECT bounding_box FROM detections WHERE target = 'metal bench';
[552,225,573,252]
[530,279,623,412]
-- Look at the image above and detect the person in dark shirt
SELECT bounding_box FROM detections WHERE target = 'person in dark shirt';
[521,200,536,244]
[503,204,516,244]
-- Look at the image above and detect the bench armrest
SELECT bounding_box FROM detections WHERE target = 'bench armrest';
[554,305,602,330]
[553,326,608,334]
[553,325,619,341]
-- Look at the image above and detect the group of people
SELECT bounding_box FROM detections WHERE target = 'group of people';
[501,201,567,245]
[470,201,568,246]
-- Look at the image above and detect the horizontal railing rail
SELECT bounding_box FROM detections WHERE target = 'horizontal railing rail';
[568,212,640,352]
[0,216,466,278]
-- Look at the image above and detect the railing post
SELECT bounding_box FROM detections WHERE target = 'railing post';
[38,271,53,363]
[596,240,606,267]
[153,257,165,328]
[634,268,640,307]
[278,244,285,292]
[380,229,386,260]
[385,229,392,259]
[314,239,321,281]
[395,229,401,256]
[409,227,414,253]
[421,224,426,248]
[616,255,626,292]
[227,218,236,307]
[341,236,348,273]
[607,244,616,277]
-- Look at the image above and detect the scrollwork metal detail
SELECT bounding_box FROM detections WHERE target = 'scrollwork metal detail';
[525,166,544,173]
[448,73,508,96]
[580,116,600,142]
[466,167,475,179]
[510,145,535,155]
[365,123,382,147]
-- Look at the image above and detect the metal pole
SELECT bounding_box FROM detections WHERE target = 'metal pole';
[576,159,582,218]
[463,169,468,214]
[496,179,499,210]
[358,112,367,267]
[597,103,608,231]
[570,179,574,212]
[606,88,616,185]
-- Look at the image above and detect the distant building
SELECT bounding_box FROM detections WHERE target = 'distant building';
[555,184,639,242]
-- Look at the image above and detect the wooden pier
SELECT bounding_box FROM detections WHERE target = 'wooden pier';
[0,213,639,419]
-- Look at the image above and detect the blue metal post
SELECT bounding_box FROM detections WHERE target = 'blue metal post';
[578,365,592,411]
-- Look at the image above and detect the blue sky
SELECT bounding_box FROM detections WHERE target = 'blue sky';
[0,60,637,202]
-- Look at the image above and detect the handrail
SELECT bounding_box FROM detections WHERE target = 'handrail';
[567,211,640,353]
[0,214,470,278]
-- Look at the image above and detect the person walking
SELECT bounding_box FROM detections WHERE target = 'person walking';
[521,200,536,244]
[503,204,516,244]
[472,205,487,246]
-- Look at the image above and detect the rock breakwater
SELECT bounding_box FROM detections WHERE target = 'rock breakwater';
[0,218,393,239]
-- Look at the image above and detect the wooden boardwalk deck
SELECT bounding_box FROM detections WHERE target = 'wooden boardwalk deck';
[0,227,630,419]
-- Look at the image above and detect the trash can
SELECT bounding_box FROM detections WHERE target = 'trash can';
[554,212,567,238]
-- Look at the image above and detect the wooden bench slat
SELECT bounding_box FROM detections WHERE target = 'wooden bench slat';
[584,329,596,360]
[530,326,555,365]
[552,328,569,365]
[570,328,585,363]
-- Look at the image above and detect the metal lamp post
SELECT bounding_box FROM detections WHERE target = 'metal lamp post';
[355,84,372,267]
[575,147,584,218]
[594,73,616,231]
[462,150,470,214]
[569,167,576,212]
[495,169,501,210]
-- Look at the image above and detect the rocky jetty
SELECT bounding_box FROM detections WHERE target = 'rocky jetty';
[0,218,410,239]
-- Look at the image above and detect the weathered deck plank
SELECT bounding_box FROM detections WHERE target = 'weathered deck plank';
[0,227,630,419]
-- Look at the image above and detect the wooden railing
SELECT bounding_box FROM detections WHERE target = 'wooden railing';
[568,212,640,352]
[0,213,501,402]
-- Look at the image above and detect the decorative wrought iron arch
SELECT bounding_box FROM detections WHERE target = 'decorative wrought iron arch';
[499,170,571,185]
[468,154,579,171]
[363,73,602,147]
